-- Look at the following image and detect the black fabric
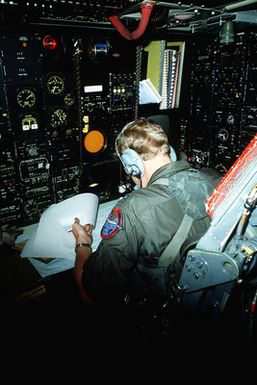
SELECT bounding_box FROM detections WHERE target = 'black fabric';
[168,168,220,219]
[157,168,221,267]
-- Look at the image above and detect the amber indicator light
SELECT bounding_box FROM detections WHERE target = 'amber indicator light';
[83,130,106,153]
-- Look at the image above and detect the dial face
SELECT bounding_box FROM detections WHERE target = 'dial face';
[227,114,235,125]
[17,88,36,108]
[50,108,67,128]
[64,93,75,107]
[47,75,65,95]
[217,128,229,142]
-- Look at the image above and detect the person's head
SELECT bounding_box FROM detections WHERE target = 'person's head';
[115,117,171,187]
[116,117,170,160]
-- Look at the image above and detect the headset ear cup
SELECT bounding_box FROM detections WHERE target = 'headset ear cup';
[169,146,177,162]
[120,148,144,177]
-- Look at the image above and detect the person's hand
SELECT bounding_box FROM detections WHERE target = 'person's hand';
[72,218,95,304]
[72,217,93,246]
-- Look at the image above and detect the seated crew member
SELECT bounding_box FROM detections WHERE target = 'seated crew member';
[72,117,220,305]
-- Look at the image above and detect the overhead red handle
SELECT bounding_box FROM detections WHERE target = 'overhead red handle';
[108,1,156,40]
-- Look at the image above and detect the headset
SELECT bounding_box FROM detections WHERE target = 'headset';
[119,148,145,178]
[119,146,177,178]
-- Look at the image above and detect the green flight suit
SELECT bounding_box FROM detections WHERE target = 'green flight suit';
[82,159,220,304]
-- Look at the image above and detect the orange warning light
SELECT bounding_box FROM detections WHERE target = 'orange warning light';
[83,130,106,154]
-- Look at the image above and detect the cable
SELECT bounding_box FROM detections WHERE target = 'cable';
[135,45,143,118]
[108,1,155,40]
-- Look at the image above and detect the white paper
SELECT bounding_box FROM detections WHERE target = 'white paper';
[53,192,99,231]
[28,256,75,278]
[139,79,163,105]
[18,198,118,277]
[21,193,99,260]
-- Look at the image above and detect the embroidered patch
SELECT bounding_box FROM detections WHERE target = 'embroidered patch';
[101,207,123,239]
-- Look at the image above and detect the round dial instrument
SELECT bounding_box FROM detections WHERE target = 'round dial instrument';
[47,75,65,95]
[50,108,67,128]
[17,88,36,108]
[64,93,75,107]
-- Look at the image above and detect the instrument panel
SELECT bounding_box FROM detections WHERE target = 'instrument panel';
[0,1,139,25]
[0,31,138,228]
[179,30,257,175]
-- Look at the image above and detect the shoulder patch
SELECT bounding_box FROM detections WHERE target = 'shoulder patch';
[101,207,123,239]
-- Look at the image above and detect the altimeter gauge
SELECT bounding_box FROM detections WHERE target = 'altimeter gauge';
[17,88,36,108]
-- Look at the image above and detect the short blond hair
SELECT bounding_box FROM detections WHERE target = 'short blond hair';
[115,117,170,161]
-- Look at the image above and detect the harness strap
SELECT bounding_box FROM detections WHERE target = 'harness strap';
[158,214,193,267]
[151,177,194,267]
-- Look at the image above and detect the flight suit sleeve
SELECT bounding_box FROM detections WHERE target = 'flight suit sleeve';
[81,201,143,303]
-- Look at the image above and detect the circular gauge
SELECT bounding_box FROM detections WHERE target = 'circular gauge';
[47,75,65,95]
[64,93,75,107]
[21,114,38,131]
[50,108,67,128]
[83,130,106,154]
[17,88,36,108]
[217,128,229,142]
[227,114,235,125]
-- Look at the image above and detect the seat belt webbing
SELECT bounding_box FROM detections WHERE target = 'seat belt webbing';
[158,214,193,267]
